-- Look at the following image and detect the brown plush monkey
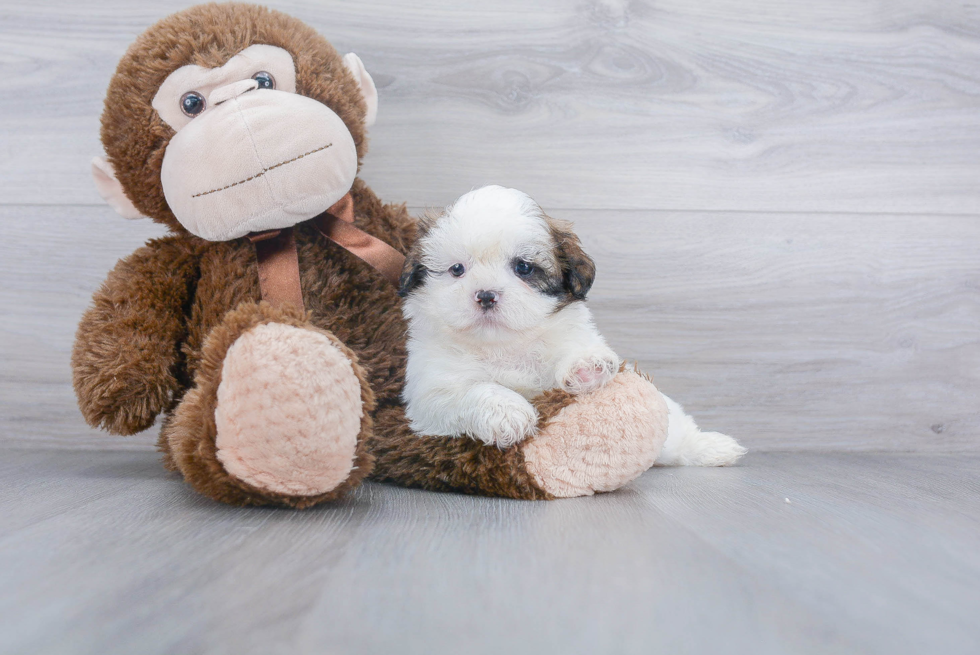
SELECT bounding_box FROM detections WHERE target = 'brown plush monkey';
[72,3,668,508]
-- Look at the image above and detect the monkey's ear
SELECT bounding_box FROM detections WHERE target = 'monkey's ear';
[342,53,378,128]
[91,156,142,220]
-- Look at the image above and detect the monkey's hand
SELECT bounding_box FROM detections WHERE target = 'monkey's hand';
[72,237,201,435]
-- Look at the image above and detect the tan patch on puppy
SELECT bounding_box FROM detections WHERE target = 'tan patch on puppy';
[543,216,596,309]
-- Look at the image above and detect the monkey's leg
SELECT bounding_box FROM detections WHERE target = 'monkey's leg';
[520,368,668,497]
[162,302,374,508]
[369,368,667,499]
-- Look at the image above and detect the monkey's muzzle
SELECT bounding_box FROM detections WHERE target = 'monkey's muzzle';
[160,90,358,242]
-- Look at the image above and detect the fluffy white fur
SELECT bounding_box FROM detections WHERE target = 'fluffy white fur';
[401,185,745,466]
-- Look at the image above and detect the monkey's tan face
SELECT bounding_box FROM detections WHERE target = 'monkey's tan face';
[153,45,359,241]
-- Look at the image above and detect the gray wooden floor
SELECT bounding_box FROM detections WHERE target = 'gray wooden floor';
[1,0,979,653]
[1,450,978,655]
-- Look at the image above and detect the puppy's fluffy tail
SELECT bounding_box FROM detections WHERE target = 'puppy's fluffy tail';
[656,394,747,467]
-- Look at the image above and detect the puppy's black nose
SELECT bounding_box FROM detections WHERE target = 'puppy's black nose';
[476,290,497,309]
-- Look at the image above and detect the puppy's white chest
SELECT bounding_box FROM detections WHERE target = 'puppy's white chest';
[483,349,551,400]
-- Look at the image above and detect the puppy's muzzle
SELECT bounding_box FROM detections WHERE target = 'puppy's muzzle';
[476,290,498,310]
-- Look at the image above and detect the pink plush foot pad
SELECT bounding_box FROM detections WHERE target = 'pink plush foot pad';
[523,370,669,497]
[214,323,363,496]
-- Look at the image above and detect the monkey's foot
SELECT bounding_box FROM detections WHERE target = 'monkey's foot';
[165,302,374,508]
[522,369,668,497]
[214,322,364,496]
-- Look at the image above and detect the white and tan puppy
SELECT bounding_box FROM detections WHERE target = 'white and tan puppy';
[399,185,745,466]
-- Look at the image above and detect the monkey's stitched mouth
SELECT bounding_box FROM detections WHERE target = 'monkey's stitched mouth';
[191,143,333,198]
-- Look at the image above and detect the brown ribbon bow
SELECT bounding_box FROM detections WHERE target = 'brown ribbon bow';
[248,191,406,311]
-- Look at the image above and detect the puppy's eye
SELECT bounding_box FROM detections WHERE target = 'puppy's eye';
[252,71,275,90]
[449,263,465,277]
[180,92,206,116]
[513,260,534,277]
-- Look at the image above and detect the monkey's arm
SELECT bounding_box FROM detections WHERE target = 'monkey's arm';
[72,236,201,435]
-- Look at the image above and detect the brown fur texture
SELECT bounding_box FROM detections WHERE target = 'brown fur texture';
[75,3,661,508]
[72,236,205,435]
[369,406,553,500]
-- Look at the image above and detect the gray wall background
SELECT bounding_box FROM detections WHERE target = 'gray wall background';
[2,0,978,452]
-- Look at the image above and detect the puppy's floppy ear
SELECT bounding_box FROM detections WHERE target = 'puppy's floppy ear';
[549,218,596,300]
[398,214,436,298]
[398,253,427,298]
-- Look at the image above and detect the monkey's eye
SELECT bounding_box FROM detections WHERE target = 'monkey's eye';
[252,71,275,90]
[513,260,534,277]
[180,92,206,117]
[449,263,465,277]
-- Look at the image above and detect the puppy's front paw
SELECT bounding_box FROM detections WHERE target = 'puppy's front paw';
[559,350,620,395]
[470,391,538,449]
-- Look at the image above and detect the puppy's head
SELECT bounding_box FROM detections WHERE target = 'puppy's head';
[399,185,595,339]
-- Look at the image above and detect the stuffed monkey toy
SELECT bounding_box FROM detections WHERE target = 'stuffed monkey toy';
[72,3,669,508]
